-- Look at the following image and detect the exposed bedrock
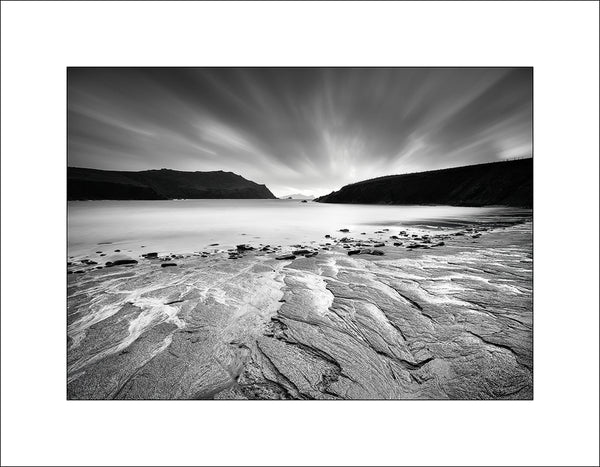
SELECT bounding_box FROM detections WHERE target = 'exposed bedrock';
[67,224,532,400]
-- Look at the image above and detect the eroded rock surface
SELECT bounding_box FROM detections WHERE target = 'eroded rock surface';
[67,222,532,399]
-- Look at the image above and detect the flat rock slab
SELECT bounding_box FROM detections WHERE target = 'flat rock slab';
[67,222,532,399]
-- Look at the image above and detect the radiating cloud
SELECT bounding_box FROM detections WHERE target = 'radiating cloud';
[68,67,532,197]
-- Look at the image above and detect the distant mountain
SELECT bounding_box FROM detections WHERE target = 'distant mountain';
[279,193,315,200]
[315,158,532,208]
[68,167,277,200]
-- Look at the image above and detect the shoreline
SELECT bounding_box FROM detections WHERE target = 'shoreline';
[67,219,532,399]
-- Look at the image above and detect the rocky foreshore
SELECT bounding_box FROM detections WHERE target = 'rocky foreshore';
[67,219,533,399]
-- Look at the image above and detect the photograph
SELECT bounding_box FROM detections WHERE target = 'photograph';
[67,67,533,400]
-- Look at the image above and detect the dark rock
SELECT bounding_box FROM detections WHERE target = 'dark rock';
[276,254,296,260]
[114,249,121,252]
[236,244,254,251]
[325,235,331,238]
[432,242,445,247]
[67,270,73,274]
[361,249,384,256]
[108,259,138,266]
[143,252,158,258]
[161,263,177,268]
[339,228,350,232]
[347,249,361,255]
[406,244,430,249]
[209,243,219,246]
[393,242,403,246]
[373,242,385,247]
[292,249,312,256]
[74,270,84,274]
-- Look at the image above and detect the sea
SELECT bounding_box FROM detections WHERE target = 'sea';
[67,199,531,258]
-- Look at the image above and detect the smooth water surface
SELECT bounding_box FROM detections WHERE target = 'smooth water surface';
[68,199,530,257]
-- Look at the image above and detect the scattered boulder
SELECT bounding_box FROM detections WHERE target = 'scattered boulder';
[143,252,158,258]
[105,253,138,267]
[348,249,361,255]
[339,228,350,232]
[292,249,312,256]
[373,242,385,247]
[432,242,445,247]
[324,235,331,238]
[236,244,254,251]
[393,242,403,246]
[209,243,219,246]
[161,262,177,268]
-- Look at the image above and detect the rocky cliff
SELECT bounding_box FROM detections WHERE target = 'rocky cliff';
[316,158,533,208]
[68,167,277,200]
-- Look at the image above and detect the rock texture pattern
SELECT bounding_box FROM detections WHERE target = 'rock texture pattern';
[67,222,532,399]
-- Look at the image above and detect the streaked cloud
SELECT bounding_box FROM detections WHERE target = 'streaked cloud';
[68,68,532,197]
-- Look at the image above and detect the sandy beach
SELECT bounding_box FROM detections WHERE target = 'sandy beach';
[67,217,532,399]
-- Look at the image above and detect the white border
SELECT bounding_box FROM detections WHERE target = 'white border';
[1,1,599,466]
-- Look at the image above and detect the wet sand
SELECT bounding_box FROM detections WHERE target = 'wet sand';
[67,219,532,399]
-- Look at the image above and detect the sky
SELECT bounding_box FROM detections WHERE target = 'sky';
[68,67,532,197]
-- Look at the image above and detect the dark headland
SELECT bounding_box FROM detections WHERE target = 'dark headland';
[315,158,532,208]
[67,167,276,200]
